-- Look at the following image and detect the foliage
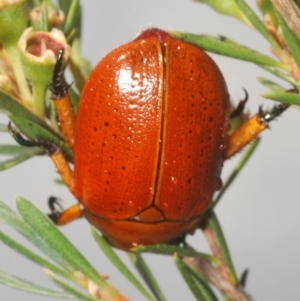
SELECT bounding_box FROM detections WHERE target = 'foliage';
[0,0,299,300]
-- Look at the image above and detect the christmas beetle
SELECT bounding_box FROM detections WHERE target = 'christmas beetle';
[11,28,287,250]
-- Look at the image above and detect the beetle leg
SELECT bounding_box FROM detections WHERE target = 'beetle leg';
[225,103,289,159]
[50,49,76,150]
[230,88,248,119]
[8,122,76,194]
[48,197,82,225]
[50,148,75,194]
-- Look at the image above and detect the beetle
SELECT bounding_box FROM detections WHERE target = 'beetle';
[10,28,287,250]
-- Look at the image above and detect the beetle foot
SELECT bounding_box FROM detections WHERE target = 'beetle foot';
[259,103,289,124]
[50,49,71,99]
[8,122,59,154]
[230,88,249,119]
[47,196,64,223]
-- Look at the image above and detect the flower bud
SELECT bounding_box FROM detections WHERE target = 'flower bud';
[18,27,70,117]
[194,0,250,25]
[0,0,27,48]
[29,6,65,30]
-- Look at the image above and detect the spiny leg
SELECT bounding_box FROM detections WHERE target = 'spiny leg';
[225,103,289,159]
[9,124,82,225]
[50,49,76,150]
[48,197,82,225]
[8,47,82,225]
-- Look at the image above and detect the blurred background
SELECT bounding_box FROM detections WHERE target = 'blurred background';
[0,1,299,300]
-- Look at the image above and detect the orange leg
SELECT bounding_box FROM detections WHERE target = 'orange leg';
[48,197,82,225]
[9,49,81,226]
[225,103,289,159]
[50,49,76,150]
[51,150,75,194]
[46,49,82,224]
[8,124,82,224]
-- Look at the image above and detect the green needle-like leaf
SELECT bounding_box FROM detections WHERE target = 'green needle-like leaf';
[233,0,281,51]
[0,201,74,270]
[40,1,48,31]
[174,254,208,301]
[0,90,46,127]
[184,264,218,301]
[91,228,155,301]
[204,211,238,284]
[259,66,300,87]
[0,270,74,298]
[0,90,73,162]
[0,144,41,155]
[213,138,260,207]
[47,272,99,301]
[0,147,44,171]
[10,115,73,162]
[262,90,300,106]
[63,0,81,36]
[134,244,220,266]
[257,77,286,92]
[15,197,118,296]
[128,252,167,301]
[170,32,290,70]
[0,230,73,280]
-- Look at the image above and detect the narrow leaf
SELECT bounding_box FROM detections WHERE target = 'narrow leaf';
[0,201,74,270]
[170,32,290,70]
[205,211,238,284]
[185,264,218,301]
[259,65,300,87]
[0,144,42,156]
[0,147,44,171]
[91,228,155,301]
[0,230,72,280]
[276,9,300,70]
[257,77,286,92]
[213,138,260,207]
[48,272,99,301]
[15,196,115,294]
[234,0,281,51]
[40,1,48,31]
[10,115,73,162]
[63,0,81,36]
[262,90,300,106]
[0,270,74,298]
[128,252,167,301]
[0,91,73,161]
[134,244,220,265]
[0,90,47,127]
[174,254,207,301]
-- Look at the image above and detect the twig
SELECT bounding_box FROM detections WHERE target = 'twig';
[182,256,255,301]
[271,0,300,38]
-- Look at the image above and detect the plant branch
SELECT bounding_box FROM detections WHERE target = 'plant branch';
[182,256,255,301]
[271,0,300,38]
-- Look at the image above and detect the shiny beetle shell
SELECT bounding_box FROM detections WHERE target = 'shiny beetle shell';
[73,29,229,249]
